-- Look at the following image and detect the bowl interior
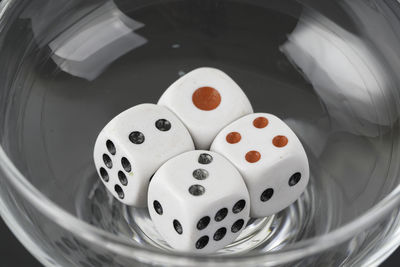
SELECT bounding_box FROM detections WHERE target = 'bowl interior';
[1,0,400,257]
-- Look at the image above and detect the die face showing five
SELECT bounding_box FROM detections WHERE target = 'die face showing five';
[148,151,250,254]
[93,104,194,207]
[211,113,310,218]
[94,68,310,253]
[158,67,253,150]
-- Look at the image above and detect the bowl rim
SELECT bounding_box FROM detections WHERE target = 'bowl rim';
[1,0,400,264]
[2,140,400,265]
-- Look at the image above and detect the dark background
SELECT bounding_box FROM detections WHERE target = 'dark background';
[0,0,398,266]
[0,216,398,266]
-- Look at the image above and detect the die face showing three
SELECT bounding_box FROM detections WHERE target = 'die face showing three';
[93,104,194,207]
[94,68,309,254]
[211,113,310,218]
[148,151,250,254]
[158,67,253,150]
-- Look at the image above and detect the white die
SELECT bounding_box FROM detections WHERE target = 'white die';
[148,151,250,254]
[211,113,309,218]
[93,104,194,207]
[158,67,253,149]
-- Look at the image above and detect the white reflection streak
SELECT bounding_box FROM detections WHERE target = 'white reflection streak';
[281,12,397,137]
[49,1,147,80]
[0,0,12,20]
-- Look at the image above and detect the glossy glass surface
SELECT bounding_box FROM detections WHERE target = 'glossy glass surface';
[1,0,400,266]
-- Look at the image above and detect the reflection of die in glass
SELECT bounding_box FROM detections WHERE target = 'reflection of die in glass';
[211,113,310,218]
[158,67,253,149]
[93,104,194,207]
[148,151,250,254]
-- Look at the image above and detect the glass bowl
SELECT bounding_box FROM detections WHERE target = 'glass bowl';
[1,0,400,266]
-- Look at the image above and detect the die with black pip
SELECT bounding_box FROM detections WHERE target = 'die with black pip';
[148,151,250,254]
[93,104,194,207]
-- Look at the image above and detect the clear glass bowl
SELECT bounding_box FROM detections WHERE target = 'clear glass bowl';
[1,0,400,266]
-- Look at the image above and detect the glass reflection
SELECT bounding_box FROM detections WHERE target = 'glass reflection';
[281,7,398,137]
[22,0,147,80]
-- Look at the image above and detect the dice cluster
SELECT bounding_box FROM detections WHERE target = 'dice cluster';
[94,67,310,254]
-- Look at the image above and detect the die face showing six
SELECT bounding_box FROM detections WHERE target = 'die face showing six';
[148,151,250,254]
[93,104,194,207]
[158,67,253,150]
[211,113,310,218]
[93,67,310,254]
